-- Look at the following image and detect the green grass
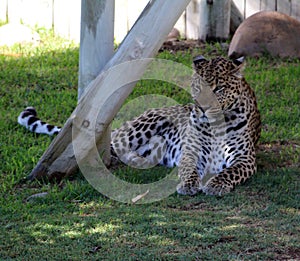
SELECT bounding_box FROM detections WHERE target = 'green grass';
[0,33,299,260]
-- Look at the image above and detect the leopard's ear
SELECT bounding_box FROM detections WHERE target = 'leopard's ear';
[230,57,246,79]
[193,55,207,69]
[233,56,244,66]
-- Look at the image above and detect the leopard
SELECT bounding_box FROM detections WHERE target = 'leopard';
[18,56,261,196]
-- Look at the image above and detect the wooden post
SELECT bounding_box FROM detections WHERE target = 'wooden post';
[53,0,81,42]
[28,0,191,181]
[186,0,231,41]
[78,0,114,166]
[0,0,7,22]
[230,0,244,34]
[78,0,114,98]
[114,0,128,44]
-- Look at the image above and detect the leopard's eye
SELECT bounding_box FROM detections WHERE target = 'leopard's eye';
[213,86,224,93]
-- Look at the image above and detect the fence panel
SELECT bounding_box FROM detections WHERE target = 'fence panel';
[277,0,292,15]
[114,0,128,44]
[291,0,300,19]
[186,0,200,40]
[0,0,6,22]
[261,0,276,11]
[1,0,300,42]
[21,0,53,28]
[245,0,261,17]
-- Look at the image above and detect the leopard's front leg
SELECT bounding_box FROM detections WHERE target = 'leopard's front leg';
[176,123,203,196]
[202,155,257,196]
[176,155,202,195]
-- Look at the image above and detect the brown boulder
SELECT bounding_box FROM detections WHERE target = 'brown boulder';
[229,11,300,58]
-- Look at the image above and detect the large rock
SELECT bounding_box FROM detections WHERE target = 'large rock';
[229,11,300,58]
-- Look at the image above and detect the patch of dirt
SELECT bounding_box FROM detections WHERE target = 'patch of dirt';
[159,39,229,55]
[167,201,215,212]
[273,246,300,260]
[159,40,205,53]
[256,141,300,170]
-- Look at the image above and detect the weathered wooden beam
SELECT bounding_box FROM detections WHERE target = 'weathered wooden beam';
[77,0,115,166]
[186,0,231,41]
[230,0,244,35]
[78,0,114,99]
[28,0,191,181]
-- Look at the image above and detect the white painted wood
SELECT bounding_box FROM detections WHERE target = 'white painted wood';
[68,0,81,42]
[114,0,129,44]
[214,0,231,40]
[198,0,231,41]
[7,0,22,23]
[230,0,244,33]
[53,0,81,41]
[232,0,245,19]
[78,0,114,164]
[78,0,114,98]
[53,0,70,39]
[0,0,7,22]
[291,0,300,20]
[245,0,260,18]
[174,11,186,39]
[3,0,300,42]
[186,0,200,40]
[127,0,148,30]
[115,0,186,44]
[277,0,292,16]
[29,0,191,180]
[20,0,53,28]
[260,0,276,11]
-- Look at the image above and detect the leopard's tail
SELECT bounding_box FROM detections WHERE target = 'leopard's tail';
[18,107,61,136]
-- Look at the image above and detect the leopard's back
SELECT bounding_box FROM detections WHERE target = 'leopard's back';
[111,104,192,168]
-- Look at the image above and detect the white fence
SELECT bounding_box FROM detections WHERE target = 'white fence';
[0,0,299,43]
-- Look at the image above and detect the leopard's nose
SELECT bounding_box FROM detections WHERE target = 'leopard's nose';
[200,105,211,113]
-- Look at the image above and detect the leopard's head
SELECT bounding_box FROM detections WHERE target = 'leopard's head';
[191,56,245,120]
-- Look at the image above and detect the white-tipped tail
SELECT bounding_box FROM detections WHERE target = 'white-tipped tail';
[18,107,61,136]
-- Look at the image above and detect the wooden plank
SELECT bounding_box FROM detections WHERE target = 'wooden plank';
[212,0,231,40]
[232,0,245,19]
[231,0,244,34]
[260,0,276,11]
[28,0,191,181]
[7,0,22,23]
[53,0,69,38]
[0,0,7,22]
[197,0,231,41]
[78,0,114,98]
[127,0,148,30]
[53,0,81,41]
[68,0,81,42]
[78,0,114,165]
[53,0,80,41]
[20,0,53,28]
[291,0,300,20]
[277,0,292,16]
[186,0,200,40]
[245,0,260,17]
[183,0,234,41]
[174,11,186,39]
[114,0,128,44]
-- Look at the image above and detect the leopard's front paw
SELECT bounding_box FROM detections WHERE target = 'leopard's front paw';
[120,152,153,169]
[176,179,202,196]
[202,177,233,196]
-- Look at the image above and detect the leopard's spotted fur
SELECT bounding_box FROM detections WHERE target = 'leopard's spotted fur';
[18,56,261,196]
